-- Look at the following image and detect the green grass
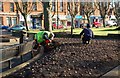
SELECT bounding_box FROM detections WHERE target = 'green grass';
[53,27,119,36]
[26,27,119,36]
[25,29,40,34]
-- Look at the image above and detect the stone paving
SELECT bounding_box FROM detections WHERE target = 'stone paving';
[0,29,20,49]
[101,65,120,77]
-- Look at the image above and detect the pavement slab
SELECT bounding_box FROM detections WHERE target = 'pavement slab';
[101,65,120,77]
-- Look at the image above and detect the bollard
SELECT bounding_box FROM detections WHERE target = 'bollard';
[12,30,24,44]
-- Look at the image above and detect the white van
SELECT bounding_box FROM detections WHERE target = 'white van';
[105,20,117,26]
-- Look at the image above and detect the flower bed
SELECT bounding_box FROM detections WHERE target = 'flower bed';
[4,37,120,78]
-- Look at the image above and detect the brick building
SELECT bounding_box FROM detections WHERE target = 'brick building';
[0,2,17,26]
[0,1,115,28]
[0,1,68,29]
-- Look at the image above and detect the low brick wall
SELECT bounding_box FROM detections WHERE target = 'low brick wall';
[0,40,44,76]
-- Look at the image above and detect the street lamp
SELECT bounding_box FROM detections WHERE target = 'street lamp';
[57,0,59,29]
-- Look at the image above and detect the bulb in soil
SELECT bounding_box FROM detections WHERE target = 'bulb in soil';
[20,72,22,75]
[32,68,35,71]
[89,72,92,75]
[68,68,71,71]
[47,68,50,71]
[94,66,97,69]
[64,70,66,73]
[64,74,67,76]
[26,67,31,70]
[75,71,77,73]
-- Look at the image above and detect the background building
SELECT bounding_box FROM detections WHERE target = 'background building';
[0,1,115,28]
[0,1,68,29]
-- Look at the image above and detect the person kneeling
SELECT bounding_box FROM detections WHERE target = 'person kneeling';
[33,30,54,49]
[80,24,94,44]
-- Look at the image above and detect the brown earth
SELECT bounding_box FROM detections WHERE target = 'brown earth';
[4,38,120,78]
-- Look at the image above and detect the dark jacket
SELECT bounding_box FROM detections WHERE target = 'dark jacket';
[80,28,94,38]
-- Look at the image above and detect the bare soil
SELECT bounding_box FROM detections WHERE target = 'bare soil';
[4,38,120,78]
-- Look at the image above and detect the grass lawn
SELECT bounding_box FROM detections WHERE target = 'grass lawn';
[53,27,119,36]
[26,29,40,34]
[26,27,119,36]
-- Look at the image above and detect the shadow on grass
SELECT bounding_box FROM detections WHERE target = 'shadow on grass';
[54,32,120,40]
[99,28,119,31]
[94,34,120,40]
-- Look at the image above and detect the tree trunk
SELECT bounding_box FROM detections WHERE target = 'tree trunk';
[16,9,19,24]
[71,16,74,37]
[118,20,120,26]
[23,15,29,31]
[116,17,120,26]
[116,19,120,30]
[83,15,85,23]
[43,2,50,31]
[102,17,106,27]
[49,13,52,32]
[86,15,90,25]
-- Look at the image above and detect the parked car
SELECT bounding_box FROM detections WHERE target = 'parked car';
[105,20,117,26]
[52,23,63,29]
[31,24,42,29]
[93,21,101,28]
[0,25,9,30]
[7,24,26,32]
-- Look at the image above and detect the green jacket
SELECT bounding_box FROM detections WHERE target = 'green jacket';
[35,31,51,43]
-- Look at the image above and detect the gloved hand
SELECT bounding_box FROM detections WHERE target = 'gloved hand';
[45,39,51,44]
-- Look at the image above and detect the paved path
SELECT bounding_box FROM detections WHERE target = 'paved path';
[0,29,12,35]
[0,29,20,49]
[101,65,120,78]
[0,38,19,46]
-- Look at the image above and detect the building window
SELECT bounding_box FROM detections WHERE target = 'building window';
[92,2,95,15]
[52,1,56,11]
[60,0,63,12]
[33,2,37,11]
[0,17,3,25]
[118,2,120,7]
[10,3,14,12]
[92,2,94,8]
[0,2,3,11]
[80,2,84,15]
[12,17,17,25]
[6,17,12,26]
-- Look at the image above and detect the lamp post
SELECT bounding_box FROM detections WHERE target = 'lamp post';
[16,9,19,24]
[57,0,59,29]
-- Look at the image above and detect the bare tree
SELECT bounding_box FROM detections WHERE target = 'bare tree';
[81,2,95,25]
[16,8,19,24]
[14,0,36,31]
[67,1,80,36]
[96,2,110,27]
[114,1,120,29]
[41,0,56,31]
